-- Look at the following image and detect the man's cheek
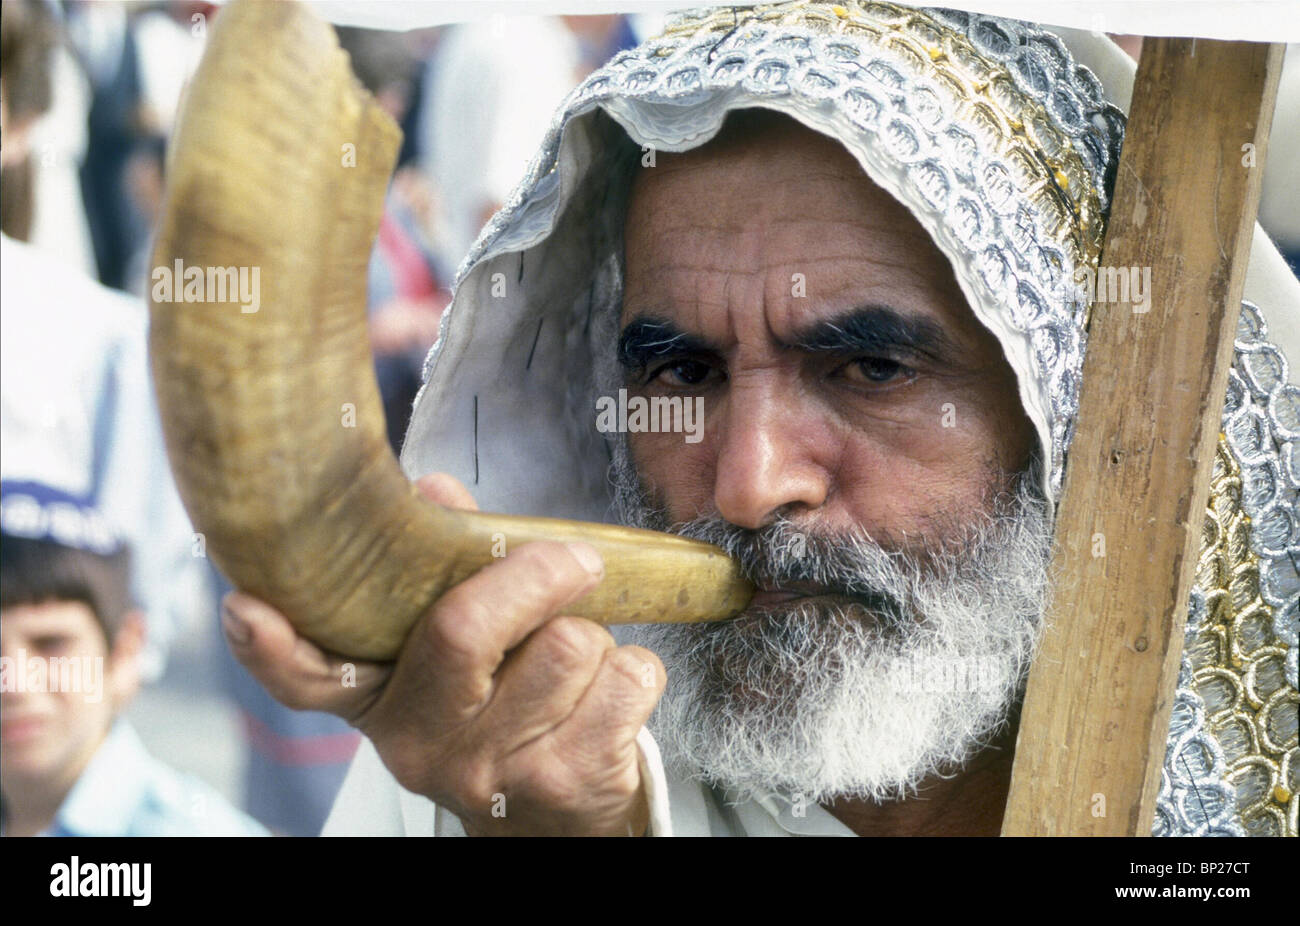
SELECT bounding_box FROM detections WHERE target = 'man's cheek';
[629,432,717,519]
[943,367,1036,475]
[833,440,976,532]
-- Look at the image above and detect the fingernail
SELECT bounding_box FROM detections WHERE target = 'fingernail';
[565,542,604,578]
[222,602,252,646]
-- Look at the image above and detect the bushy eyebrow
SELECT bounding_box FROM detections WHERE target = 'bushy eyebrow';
[617,305,953,370]
[789,306,952,360]
[617,317,716,370]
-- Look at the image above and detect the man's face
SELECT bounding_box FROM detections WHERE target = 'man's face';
[618,113,1035,552]
[613,112,1052,803]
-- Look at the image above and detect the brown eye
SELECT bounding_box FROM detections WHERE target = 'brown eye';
[852,357,908,383]
[653,359,713,386]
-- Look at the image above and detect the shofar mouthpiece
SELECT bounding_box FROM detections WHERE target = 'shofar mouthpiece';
[149,0,753,661]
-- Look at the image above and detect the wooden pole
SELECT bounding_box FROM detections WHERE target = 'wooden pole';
[1001,38,1285,836]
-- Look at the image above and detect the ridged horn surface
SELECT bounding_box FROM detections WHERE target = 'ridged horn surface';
[148,0,753,661]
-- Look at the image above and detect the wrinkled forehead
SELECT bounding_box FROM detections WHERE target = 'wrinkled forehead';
[619,109,996,350]
[621,107,932,255]
[403,4,1124,517]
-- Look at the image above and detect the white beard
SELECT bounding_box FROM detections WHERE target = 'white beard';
[610,438,1054,805]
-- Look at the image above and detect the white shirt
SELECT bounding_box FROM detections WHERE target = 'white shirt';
[321,728,855,837]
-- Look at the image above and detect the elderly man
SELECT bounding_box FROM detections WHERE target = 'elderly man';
[219,2,1298,837]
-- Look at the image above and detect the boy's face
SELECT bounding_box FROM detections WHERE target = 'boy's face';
[0,601,136,787]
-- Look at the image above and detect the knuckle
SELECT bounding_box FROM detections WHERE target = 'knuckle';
[605,645,659,692]
[512,542,590,593]
[424,599,489,664]
[533,617,611,670]
[517,756,583,811]
[621,644,665,676]
[387,745,495,811]
[446,757,498,810]
[629,645,667,692]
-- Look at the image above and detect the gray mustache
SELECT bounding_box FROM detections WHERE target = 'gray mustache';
[662,515,913,624]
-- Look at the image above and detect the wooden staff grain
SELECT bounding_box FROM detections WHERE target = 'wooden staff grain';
[1001,39,1285,836]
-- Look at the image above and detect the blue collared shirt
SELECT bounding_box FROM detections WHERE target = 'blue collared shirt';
[38,721,268,837]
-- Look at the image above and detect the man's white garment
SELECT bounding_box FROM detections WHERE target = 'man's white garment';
[321,729,854,836]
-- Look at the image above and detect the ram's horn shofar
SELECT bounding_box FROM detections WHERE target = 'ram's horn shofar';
[148,0,753,661]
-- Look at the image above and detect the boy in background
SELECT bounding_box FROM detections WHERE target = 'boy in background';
[1,481,265,836]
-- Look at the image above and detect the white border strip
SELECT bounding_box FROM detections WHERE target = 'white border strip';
[297,0,1300,41]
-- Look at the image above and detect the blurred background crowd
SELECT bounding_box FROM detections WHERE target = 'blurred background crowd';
[1,0,1298,837]
[1,0,663,837]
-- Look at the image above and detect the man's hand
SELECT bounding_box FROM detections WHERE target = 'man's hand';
[221,472,666,836]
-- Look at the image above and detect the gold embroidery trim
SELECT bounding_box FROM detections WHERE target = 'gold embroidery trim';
[657,1,1107,270]
[1189,436,1297,836]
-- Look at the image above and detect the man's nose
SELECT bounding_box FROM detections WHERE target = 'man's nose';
[711,378,830,529]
